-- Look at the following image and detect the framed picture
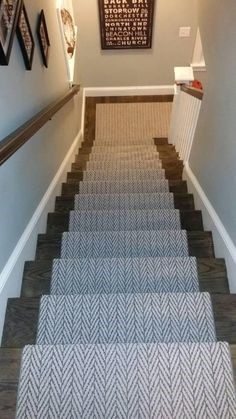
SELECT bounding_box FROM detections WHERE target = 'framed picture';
[0,0,22,65]
[57,0,77,84]
[16,2,34,70]
[98,0,155,50]
[37,9,50,68]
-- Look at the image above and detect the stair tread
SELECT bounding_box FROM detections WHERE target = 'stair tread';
[62,179,188,195]
[1,344,235,419]
[4,101,235,419]
[15,343,236,418]
[2,295,236,348]
[55,193,195,212]
[50,256,199,295]
[47,209,203,234]
[61,230,189,259]
[37,292,216,345]
[21,257,229,298]
[35,231,215,260]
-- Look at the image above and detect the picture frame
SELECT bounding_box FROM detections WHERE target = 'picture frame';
[57,0,77,84]
[98,0,155,50]
[16,2,35,70]
[0,0,22,65]
[37,9,50,68]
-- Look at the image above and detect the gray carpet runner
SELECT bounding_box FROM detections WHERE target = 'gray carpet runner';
[17,129,236,417]
[83,168,165,181]
[95,102,172,140]
[74,192,175,210]
[61,230,189,259]
[37,293,215,345]
[92,144,158,150]
[69,209,181,231]
[85,159,163,170]
[51,257,199,295]
[94,138,157,146]
[89,152,160,161]
[79,179,169,194]
[17,343,236,418]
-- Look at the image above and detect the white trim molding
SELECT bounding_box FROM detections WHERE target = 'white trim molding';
[84,85,175,97]
[184,163,236,293]
[191,28,206,73]
[0,130,83,343]
[81,87,86,137]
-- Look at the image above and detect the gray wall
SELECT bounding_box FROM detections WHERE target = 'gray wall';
[76,0,198,87]
[189,0,236,244]
[0,0,82,273]
[0,0,82,339]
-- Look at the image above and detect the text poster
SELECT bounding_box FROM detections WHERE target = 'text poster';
[98,0,155,49]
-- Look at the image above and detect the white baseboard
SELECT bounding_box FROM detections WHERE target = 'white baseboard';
[84,85,175,97]
[0,130,83,343]
[184,163,236,293]
[81,88,86,137]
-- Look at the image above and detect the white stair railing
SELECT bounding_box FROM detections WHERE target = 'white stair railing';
[169,85,203,163]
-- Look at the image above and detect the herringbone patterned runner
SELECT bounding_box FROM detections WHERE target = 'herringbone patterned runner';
[74,192,174,210]
[16,104,236,418]
[51,257,199,295]
[69,209,181,231]
[37,293,215,345]
[79,180,169,194]
[86,159,163,170]
[61,230,189,259]
[89,151,159,161]
[83,168,165,181]
[17,343,236,418]
[95,103,172,140]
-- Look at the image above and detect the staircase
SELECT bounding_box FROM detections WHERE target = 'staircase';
[1,97,236,418]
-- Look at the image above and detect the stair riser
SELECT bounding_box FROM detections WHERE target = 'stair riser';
[3,295,236,348]
[36,293,216,345]
[46,211,203,234]
[61,181,188,195]
[21,258,229,298]
[2,345,235,419]
[68,168,183,181]
[35,231,215,260]
[55,194,195,213]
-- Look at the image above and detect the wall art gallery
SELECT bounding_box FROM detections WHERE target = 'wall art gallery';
[0,1,78,82]
[98,0,155,49]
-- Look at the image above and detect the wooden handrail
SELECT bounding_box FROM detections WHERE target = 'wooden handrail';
[181,85,204,101]
[0,84,80,166]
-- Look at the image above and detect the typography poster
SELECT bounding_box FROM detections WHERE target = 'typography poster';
[98,0,155,50]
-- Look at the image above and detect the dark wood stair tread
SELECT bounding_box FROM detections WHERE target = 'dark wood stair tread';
[153,138,169,145]
[212,295,236,342]
[2,298,40,347]
[0,348,22,419]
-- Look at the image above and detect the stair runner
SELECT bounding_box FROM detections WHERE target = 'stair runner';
[16,139,236,418]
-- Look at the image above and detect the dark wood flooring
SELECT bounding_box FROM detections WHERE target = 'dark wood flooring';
[0,96,235,418]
